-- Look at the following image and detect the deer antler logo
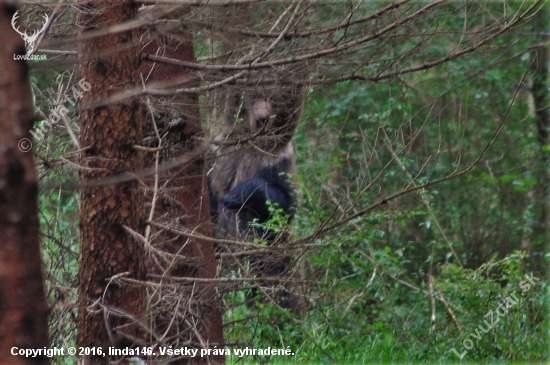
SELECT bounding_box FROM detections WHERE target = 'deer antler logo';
[11,11,49,55]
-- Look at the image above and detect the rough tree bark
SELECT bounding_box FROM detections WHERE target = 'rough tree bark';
[0,1,50,364]
[140,5,225,364]
[76,1,146,363]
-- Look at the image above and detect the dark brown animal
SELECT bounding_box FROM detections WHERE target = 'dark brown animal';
[209,85,302,238]
[209,82,306,313]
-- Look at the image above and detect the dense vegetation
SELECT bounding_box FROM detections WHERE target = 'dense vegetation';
[24,1,548,363]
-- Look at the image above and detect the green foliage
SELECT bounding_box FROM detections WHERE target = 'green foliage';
[33,2,549,364]
[249,200,292,235]
[31,67,81,363]
[270,8,549,360]
[436,253,548,362]
[39,187,79,365]
[226,206,548,363]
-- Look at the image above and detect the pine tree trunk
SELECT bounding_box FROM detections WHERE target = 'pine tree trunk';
[0,2,50,364]
[140,6,225,364]
[76,1,146,363]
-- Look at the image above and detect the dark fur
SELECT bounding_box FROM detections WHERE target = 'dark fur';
[209,86,302,239]
[208,84,306,314]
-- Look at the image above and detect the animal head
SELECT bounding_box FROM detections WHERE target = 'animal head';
[218,86,302,152]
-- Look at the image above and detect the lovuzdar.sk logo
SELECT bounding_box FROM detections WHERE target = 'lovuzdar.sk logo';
[11,11,48,61]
